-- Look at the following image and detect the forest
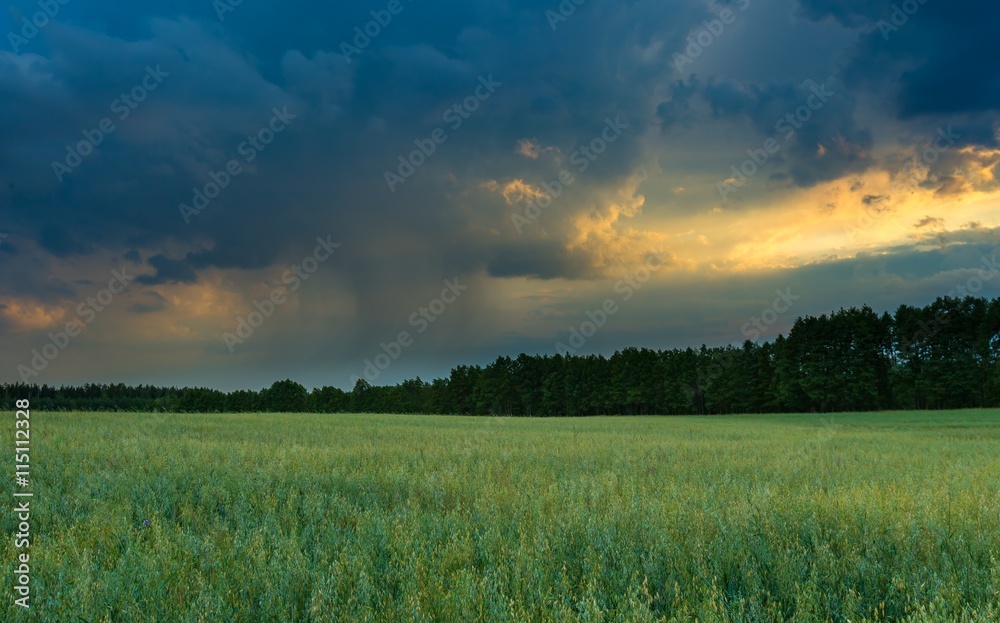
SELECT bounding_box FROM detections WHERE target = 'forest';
[4,295,999,415]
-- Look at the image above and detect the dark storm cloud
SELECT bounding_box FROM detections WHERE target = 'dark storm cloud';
[796,0,1000,122]
[0,15,309,286]
[659,75,874,188]
[653,0,996,198]
[1,0,712,298]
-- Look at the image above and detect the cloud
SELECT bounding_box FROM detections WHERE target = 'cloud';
[479,178,546,206]
[136,254,198,285]
[515,138,558,160]
[914,215,944,229]
[128,290,168,314]
[657,75,875,189]
[796,0,1000,122]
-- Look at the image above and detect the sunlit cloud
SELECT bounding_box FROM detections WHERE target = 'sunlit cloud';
[515,138,559,160]
[1,300,69,331]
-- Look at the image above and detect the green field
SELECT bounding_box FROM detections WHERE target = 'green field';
[5,410,1000,622]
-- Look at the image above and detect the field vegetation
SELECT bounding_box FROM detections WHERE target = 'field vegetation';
[4,409,999,622]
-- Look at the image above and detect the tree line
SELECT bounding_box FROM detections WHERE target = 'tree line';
[3,296,999,415]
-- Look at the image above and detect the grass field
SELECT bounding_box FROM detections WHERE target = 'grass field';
[4,410,1000,622]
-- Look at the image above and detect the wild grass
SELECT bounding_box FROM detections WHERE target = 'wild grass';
[3,410,999,622]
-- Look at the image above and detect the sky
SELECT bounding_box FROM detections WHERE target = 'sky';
[1,0,998,391]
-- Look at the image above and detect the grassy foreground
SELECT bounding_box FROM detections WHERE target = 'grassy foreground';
[4,410,1000,622]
